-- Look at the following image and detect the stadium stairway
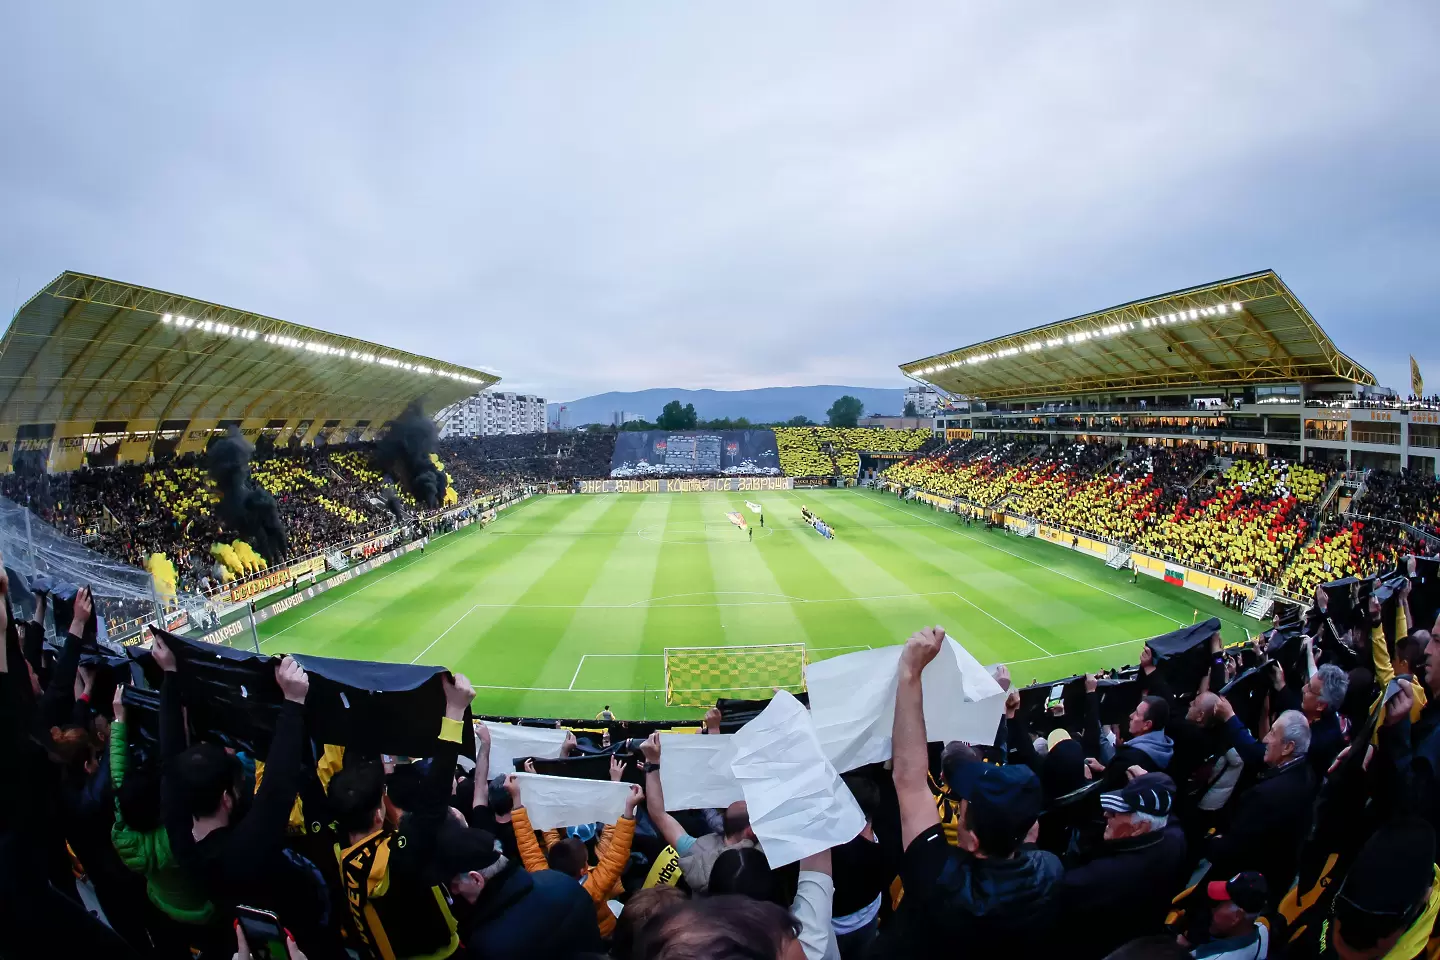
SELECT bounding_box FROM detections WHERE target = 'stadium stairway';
[1244,583,1276,621]
[1183,457,1219,492]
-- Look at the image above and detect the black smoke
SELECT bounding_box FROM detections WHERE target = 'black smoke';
[382,488,406,524]
[206,428,289,564]
[374,401,448,508]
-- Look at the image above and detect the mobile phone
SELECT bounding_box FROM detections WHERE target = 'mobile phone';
[1045,684,1065,711]
[236,905,288,960]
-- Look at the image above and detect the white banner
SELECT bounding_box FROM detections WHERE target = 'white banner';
[514,773,633,830]
[479,721,569,779]
[730,691,865,867]
[806,638,1005,772]
[658,733,744,810]
[745,501,763,515]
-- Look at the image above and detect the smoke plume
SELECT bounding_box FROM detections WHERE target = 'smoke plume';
[382,488,406,524]
[206,428,289,564]
[374,401,448,508]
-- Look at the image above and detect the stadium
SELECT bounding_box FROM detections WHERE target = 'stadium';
[10,266,1440,957]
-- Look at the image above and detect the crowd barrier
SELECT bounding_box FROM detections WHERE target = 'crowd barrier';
[193,535,431,648]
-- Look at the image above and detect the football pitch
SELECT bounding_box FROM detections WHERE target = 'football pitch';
[256,489,1253,720]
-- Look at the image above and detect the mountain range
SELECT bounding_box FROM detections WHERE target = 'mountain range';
[547,385,909,427]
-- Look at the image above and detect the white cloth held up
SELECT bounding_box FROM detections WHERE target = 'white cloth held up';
[806,638,1005,772]
[658,733,744,810]
[479,721,568,779]
[513,772,632,830]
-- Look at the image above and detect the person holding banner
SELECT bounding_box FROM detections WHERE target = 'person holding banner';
[505,762,643,937]
[641,733,757,896]
[880,626,1062,956]
[326,671,476,960]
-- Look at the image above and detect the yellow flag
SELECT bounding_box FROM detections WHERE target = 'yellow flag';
[1412,355,1425,397]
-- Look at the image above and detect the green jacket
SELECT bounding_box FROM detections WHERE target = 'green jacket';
[110,719,215,925]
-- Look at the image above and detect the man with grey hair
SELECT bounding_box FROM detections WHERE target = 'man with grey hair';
[1207,702,1318,907]
[1273,659,1349,773]
[1049,773,1187,959]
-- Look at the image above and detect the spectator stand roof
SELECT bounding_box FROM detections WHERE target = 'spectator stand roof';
[901,270,1374,402]
[0,271,500,428]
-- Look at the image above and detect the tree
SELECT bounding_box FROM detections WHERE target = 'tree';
[826,395,864,427]
[786,415,815,427]
[904,400,918,417]
[657,400,698,430]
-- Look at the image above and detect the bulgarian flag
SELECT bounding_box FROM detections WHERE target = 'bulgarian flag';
[1163,567,1185,586]
[727,511,747,530]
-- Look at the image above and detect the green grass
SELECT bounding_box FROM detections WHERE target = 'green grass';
[257,489,1254,720]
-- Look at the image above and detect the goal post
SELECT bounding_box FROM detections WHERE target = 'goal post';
[664,643,809,707]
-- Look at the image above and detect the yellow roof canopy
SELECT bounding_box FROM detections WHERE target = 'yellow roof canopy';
[900,270,1373,401]
[0,271,499,426]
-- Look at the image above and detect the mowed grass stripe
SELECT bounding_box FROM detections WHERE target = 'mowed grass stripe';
[254,490,1257,720]
[839,489,1252,646]
[750,504,919,660]
[517,497,669,716]
[258,496,553,658]
[771,490,1015,660]
[643,495,724,663]
[807,491,1151,658]
[701,496,814,654]
[337,494,617,666]
[456,496,645,688]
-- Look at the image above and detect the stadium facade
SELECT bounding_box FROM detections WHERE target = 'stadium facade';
[0,271,498,472]
[902,270,1436,478]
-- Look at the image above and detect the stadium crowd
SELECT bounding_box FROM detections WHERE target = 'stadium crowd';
[774,428,934,479]
[884,439,1440,599]
[10,549,1440,959]
[0,436,621,598]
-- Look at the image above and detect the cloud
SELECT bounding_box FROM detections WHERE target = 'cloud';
[1,2,1436,400]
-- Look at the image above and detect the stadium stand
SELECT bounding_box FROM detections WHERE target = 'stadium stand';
[9,269,1440,959]
[774,426,933,478]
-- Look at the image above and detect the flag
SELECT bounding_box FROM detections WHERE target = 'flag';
[726,511,747,529]
[1163,567,1185,586]
[1413,355,1425,397]
[745,500,763,515]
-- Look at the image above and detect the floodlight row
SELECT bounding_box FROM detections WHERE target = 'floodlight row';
[158,313,486,385]
[912,301,1247,378]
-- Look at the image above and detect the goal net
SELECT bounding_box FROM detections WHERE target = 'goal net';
[664,643,809,707]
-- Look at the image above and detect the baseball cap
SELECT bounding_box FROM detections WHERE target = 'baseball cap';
[430,825,503,884]
[1100,772,1176,818]
[1207,872,1268,914]
[946,759,1043,844]
[1046,728,1072,750]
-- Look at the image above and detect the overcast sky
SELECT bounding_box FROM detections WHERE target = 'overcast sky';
[2,3,1437,403]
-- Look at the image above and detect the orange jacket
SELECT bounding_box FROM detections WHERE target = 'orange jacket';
[512,807,635,938]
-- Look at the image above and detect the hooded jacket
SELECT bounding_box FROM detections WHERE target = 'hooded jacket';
[455,862,602,960]
[108,719,215,926]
